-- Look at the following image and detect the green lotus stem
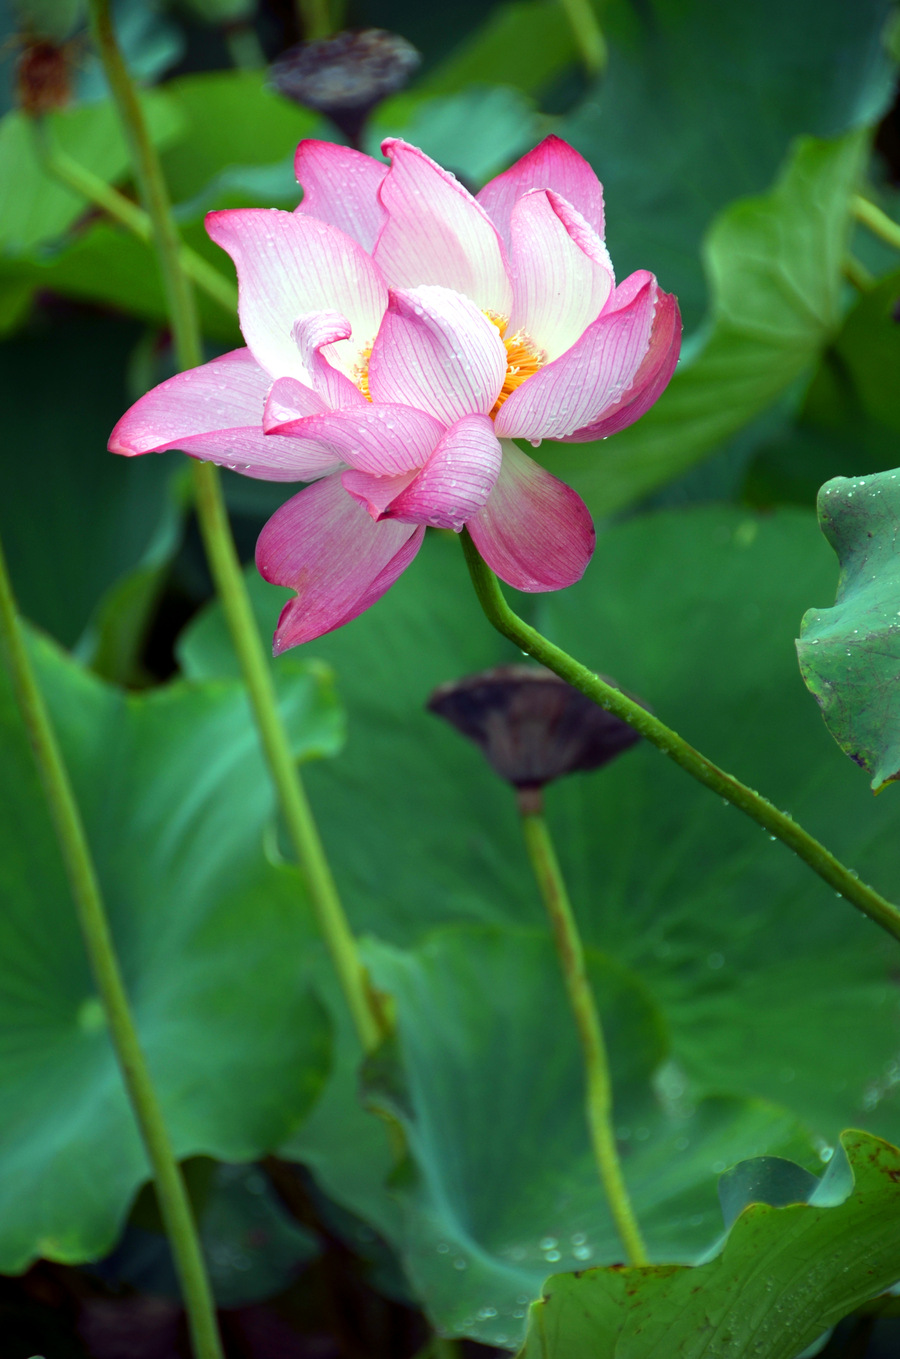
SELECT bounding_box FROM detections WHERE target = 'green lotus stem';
[87,0,387,1054]
[297,0,332,40]
[558,0,607,74]
[520,803,647,1264]
[852,195,900,253]
[459,531,900,945]
[0,533,223,1359]
[32,129,238,317]
[223,22,267,70]
[843,254,874,292]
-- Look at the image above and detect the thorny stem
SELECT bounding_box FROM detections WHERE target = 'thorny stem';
[87,1,386,1048]
[519,800,648,1264]
[459,531,900,946]
[0,534,224,1359]
[852,195,900,254]
[33,129,238,316]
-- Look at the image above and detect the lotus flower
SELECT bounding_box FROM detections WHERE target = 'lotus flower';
[110,136,680,651]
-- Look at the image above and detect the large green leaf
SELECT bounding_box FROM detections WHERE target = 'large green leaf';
[2,220,240,343]
[179,510,900,1156]
[160,71,318,206]
[797,468,900,791]
[517,1130,900,1359]
[370,86,541,188]
[0,633,342,1272]
[540,131,867,520]
[0,92,183,256]
[419,0,577,98]
[0,313,183,650]
[561,0,893,328]
[360,925,814,1348]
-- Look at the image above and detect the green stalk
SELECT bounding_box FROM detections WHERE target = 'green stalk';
[0,535,223,1359]
[519,800,647,1263]
[33,129,237,316]
[87,0,386,1055]
[459,531,900,945]
[297,0,332,40]
[558,0,607,75]
[843,254,875,292]
[852,195,900,253]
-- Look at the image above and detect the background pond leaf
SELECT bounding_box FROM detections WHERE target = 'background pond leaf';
[561,0,894,328]
[0,91,183,255]
[0,313,183,650]
[0,633,341,1272]
[517,1130,900,1359]
[797,468,900,791]
[359,925,814,1348]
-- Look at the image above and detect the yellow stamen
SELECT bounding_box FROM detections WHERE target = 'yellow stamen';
[485,312,546,417]
[354,343,373,400]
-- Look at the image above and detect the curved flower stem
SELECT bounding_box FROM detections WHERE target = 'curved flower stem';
[558,0,608,75]
[87,0,387,1057]
[0,535,223,1359]
[852,195,900,253]
[32,126,238,316]
[519,797,647,1264]
[459,531,900,945]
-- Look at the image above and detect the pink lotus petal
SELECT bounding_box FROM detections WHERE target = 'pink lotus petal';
[263,376,327,433]
[362,414,502,530]
[508,190,614,362]
[562,288,682,441]
[257,473,424,650]
[367,286,507,423]
[291,312,369,408]
[374,139,513,316]
[109,348,331,480]
[494,274,657,441]
[294,140,388,252]
[477,135,605,249]
[205,208,387,382]
[262,403,444,476]
[467,440,595,591]
[341,467,418,517]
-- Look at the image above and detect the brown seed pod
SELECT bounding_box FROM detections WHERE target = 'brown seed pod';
[427,665,645,805]
[269,29,421,148]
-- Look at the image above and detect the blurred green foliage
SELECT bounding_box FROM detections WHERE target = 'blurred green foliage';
[2,0,900,1350]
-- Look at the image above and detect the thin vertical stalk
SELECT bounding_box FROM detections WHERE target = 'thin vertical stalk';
[87,0,386,1055]
[0,535,224,1359]
[459,531,900,946]
[558,0,607,75]
[852,195,900,252]
[519,803,647,1264]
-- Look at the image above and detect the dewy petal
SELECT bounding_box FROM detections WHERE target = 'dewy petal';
[467,441,595,591]
[494,274,657,441]
[477,135,605,250]
[294,140,388,252]
[373,414,502,530]
[205,208,387,381]
[507,190,614,362]
[367,286,507,423]
[108,348,333,481]
[262,403,444,476]
[257,473,424,650]
[562,288,682,442]
[291,312,369,409]
[374,139,513,316]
